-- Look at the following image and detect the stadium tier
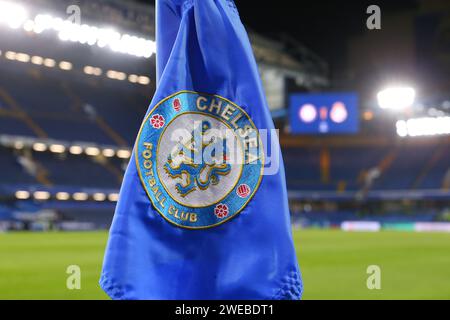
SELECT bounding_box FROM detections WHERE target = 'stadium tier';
[283,145,450,192]
[0,72,149,145]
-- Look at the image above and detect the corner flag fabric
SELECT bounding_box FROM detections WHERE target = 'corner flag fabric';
[100,0,302,300]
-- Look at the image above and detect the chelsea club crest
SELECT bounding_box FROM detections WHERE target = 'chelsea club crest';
[136,91,264,229]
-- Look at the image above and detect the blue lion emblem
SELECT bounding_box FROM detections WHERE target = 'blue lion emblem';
[164,121,231,197]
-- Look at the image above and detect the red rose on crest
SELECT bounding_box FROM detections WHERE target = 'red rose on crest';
[150,114,165,129]
[214,203,229,219]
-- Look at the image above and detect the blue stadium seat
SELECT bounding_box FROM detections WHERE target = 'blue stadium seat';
[0,147,37,184]
[374,145,437,190]
[0,116,37,136]
[33,153,121,188]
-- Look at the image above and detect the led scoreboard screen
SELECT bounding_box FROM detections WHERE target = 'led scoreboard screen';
[289,93,359,134]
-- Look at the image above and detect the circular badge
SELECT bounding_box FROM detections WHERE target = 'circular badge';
[136,91,264,229]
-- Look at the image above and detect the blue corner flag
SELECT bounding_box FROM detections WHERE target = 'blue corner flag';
[100,0,302,300]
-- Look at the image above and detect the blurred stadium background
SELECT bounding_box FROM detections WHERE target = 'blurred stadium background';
[0,0,449,299]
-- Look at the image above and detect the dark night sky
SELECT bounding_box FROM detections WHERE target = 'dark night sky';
[234,1,419,65]
[144,0,419,72]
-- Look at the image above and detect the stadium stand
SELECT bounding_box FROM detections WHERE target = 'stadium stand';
[0,0,448,231]
[283,143,449,193]
[1,68,449,230]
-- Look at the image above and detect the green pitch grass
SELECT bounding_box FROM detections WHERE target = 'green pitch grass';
[0,229,449,299]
